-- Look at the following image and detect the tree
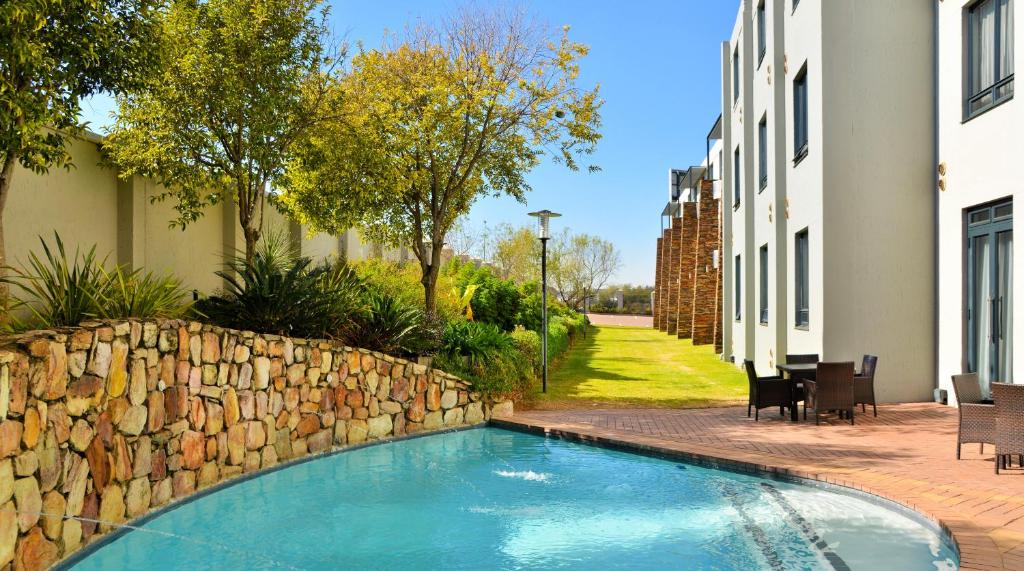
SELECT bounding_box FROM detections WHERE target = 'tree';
[549,230,622,311]
[105,0,338,262]
[446,219,481,259]
[0,0,160,302]
[282,7,602,314]
[491,223,540,283]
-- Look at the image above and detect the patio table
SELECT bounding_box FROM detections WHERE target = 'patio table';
[776,363,817,422]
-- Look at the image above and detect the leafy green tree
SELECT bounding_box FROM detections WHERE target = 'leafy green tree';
[105,0,338,262]
[491,223,540,283]
[550,230,622,311]
[0,0,160,302]
[282,7,602,314]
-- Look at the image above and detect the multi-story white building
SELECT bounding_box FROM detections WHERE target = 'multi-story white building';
[720,0,938,402]
[937,0,1019,399]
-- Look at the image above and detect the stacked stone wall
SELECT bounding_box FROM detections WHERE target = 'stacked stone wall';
[0,320,510,570]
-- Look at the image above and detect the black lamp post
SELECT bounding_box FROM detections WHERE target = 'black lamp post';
[528,209,561,393]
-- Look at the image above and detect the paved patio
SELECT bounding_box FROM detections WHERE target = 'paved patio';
[498,403,1024,570]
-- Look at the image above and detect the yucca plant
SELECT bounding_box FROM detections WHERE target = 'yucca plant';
[99,265,193,320]
[2,234,197,331]
[2,234,109,329]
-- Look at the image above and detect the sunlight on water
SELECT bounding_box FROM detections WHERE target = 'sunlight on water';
[66,428,958,571]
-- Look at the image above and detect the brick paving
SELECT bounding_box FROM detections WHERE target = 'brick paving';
[586,313,653,328]
[498,403,1024,570]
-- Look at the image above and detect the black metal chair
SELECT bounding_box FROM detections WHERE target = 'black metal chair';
[854,355,879,417]
[744,360,791,421]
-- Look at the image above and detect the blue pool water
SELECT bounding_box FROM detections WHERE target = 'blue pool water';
[69,428,957,570]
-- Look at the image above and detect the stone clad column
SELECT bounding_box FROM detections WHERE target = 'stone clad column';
[665,216,683,335]
[657,228,671,332]
[653,237,664,330]
[677,202,698,339]
[692,181,722,346]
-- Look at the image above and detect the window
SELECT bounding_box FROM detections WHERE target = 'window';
[733,147,741,206]
[794,229,809,328]
[757,1,767,66]
[793,64,809,163]
[793,0,800,10]
[759,244,769,324]
[733,46,740,103]
[758,115,768,191]
[734,255,742,321]
[966,0,1014,118]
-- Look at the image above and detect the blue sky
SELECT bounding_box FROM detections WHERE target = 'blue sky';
[80,1,736,286]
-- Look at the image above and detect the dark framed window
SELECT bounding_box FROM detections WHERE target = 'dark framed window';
[758,115,768,191]
[966,0,1014,119]
[793,0,800,10]
[794,229,809,328]
[735,255,742,321]
[792,64,809,163]
[759,244,769,324]
[757,1,767,66]
[733,147,741,206]
[733,46,740,103]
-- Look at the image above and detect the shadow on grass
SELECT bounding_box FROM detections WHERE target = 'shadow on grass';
[523,326,747,410]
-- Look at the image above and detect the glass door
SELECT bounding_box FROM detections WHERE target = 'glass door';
[967,201,1013,396]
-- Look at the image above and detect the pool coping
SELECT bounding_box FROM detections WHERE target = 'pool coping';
[489,416,988,570]
[54,423,485,570]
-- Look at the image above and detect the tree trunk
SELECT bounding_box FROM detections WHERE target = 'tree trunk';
[0,152,15,318]
[243,224,259,265]
[420,240,444,316]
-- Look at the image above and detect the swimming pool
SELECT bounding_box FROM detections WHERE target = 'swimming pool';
[66,427,958,570]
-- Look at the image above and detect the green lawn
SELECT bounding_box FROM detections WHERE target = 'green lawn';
[525,325,747,410]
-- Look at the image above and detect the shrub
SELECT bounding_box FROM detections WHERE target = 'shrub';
[197,245,362,339]
[99,265,193,321]
[340,291,433,356]
[510,326,541,374]
[435,319,534,397]
[3,234,192,330]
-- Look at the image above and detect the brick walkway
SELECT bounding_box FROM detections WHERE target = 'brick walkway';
[498,403,1024,570]
[585,313,653,327]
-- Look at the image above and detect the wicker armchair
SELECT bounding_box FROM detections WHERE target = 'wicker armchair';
[805,362,855,425]
[993,383,1024,474]
[854,355,879,417]
[952,373,994,460]
[744,360,790,421]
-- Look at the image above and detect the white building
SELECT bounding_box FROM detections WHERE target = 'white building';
[720,0,938,403]
[937,0,1019,399]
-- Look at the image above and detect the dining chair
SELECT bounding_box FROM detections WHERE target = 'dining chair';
[744,360,790,421]
[952,373,995,459]
[993,383,1024,474]
[854,355,879,417]
[804,362,855,425]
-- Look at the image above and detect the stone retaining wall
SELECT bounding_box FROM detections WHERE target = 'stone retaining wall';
[0,320,511,570]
